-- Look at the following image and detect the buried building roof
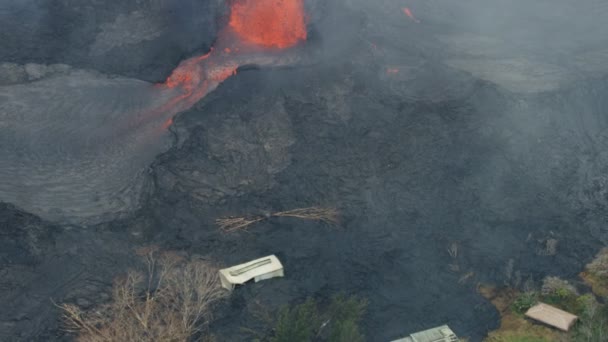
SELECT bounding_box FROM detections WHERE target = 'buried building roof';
[391,324,459,342]
[525,303,578,332]
[219,254,284,291]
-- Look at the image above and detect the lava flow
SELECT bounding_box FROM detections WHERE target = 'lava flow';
[151,0,307,129]
[402,7,420,23]
[229,0,307,49]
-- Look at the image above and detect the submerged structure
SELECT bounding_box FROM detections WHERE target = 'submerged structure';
[525,303,578,332]
[219,255,284,291]
[391,324,459,342]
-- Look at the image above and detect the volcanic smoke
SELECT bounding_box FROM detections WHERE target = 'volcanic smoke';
[0,0,308,223]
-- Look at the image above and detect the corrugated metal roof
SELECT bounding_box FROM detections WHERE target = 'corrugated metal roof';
[391,337,414,342]
[218,255,284,290]
[391,325,458,342]
[525,303,578,331]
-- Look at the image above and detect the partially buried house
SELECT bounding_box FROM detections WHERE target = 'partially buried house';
[391,324,459,342]
[219,254,284,291]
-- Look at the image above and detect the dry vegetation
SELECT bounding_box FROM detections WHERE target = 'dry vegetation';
[217,206,340,233]
[478,285,567,342]
[581,247,608,297]
[215,216,266,232]
[481,268,608,342]
[59,247,227,342]
[541,276,578,297]
[586,247,608,278]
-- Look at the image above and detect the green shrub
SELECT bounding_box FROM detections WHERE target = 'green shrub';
[326,294,367,342]
[586,248,608,279]
[329,319,364,342]
[327,294,367,326]
[268,294,367,342]
[271,298,320,342]
[539,276,580,311]
[511,292,538,314]
[572,295,608,342]
[574,293,596,315]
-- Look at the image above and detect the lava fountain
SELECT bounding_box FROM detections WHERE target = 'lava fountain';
[229,0,307,48]
[0,0,307,223]
[148,0,308,129]
[402,7,420,23]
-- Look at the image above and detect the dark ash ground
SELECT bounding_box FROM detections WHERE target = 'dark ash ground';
[2,0,608,341]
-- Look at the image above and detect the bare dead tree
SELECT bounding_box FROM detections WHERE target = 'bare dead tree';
[271,207,340,225]
[447,242,458,259]
[59,247,227,342]
[216,216,265,233]
[217,206,340,233]
[458,271,475,285]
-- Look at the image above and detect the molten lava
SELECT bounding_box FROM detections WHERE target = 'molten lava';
[402,7,420,23]
[229,0,307,49]
[162,117,173,129]
[208,65,238,82]
[165,69,195,90]
[154,0,307,129]
[165,52,211,92]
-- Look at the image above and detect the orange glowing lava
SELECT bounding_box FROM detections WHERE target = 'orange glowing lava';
[209,65,238,82]
[155,0,308,130]
[165,52,211,91]
[402,7,420,23]
[162,118,173,129]
[229,0,307,49]
[166,71,193,89]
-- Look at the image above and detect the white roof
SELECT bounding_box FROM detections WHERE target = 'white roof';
[525,303,578,331]
[219,255,284,290]
[391,325,458,342]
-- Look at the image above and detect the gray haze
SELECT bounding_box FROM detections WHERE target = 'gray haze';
[1,0,608,340]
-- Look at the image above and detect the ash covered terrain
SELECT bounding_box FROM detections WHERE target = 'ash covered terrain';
[1,0,608,341]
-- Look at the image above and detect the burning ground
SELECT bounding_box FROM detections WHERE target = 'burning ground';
[2,0,608,341]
